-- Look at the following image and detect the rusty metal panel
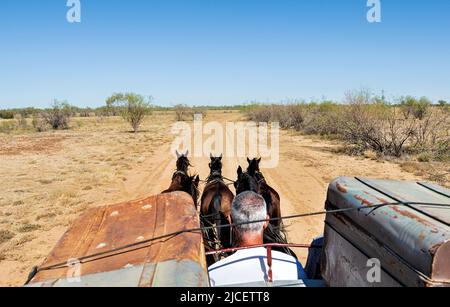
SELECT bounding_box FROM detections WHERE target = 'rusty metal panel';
[27,191,209,287]
[322,226,401,287]
[323,177,450,287]
[359,178,450,225]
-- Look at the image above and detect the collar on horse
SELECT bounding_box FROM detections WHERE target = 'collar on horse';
[173,170,188,178]
[206,171,223,183]
[254,170,266,184]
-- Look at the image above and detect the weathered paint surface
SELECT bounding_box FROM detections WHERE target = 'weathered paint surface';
[27,191,209,287]
[323,177,450,287]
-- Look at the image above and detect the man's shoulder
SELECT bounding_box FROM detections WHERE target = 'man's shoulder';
[271,250,299,263]
[208,248,265,270]
[208,248,299,271]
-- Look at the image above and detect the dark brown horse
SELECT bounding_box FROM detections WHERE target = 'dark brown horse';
[234,159,294,257]
[234,165,260,195]
[162,151,200,207]
[200,154,235,262]
[246,158,282,228]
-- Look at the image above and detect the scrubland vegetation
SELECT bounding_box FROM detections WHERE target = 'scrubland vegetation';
[246,90,449,163]
[1,89,449,184]
[0,94,214,134]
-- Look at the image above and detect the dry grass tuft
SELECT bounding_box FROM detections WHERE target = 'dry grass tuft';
[17,224,41,233]
[0,230,15,244]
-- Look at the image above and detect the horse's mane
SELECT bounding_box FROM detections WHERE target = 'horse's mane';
[176,156,192,172]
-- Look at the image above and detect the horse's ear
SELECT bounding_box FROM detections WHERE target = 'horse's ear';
[185,150,189,157]
[219,153,223,160]
[176,150,181,158]
[210,153,214,159]
[257,157,261,163]
[247,157,251,164]
[237,166,243,175]
[194,175,200,185]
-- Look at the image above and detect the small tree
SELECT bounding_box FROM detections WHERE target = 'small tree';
[400,96,431,120]
[414,97,431,120]
[43,100,73,130]
[106,93,152,133]
[438,100,449,113]
[174,104,192,121]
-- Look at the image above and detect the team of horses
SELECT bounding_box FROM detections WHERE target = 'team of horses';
[162,151,291,264]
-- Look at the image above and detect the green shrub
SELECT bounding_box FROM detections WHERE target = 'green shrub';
[106,93,153,132]
[400,96,431,120]
[0,110,14,119]
[417,152,432,163]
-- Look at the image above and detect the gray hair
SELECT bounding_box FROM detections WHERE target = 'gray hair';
[231,191,267,233]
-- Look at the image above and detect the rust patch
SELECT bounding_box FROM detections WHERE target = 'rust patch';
[29,191,207,284]
[391,206,431,227]
[362,191,389,204]
[336,182,348,194]
[353,195,374,207]
[374,196,390,204]
[418,232,426,242]
[429,243,443,256]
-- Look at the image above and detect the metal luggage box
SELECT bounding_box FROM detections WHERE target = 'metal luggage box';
[26,191,209,287]
[322,177,450,287]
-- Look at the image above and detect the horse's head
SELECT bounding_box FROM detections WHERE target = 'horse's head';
[234,166,259,195]
[209,154,223,177]
[184,174,200,205]
[247,157,262,176]
[176,150,191,174]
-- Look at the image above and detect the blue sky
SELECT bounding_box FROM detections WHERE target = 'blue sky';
[0,0,449,108]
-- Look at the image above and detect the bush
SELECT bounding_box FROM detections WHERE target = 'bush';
[246,104,305,130]
[244,90,449,159]
[42,101,73,130]
[0,110,14,119]
[106,93,152,133]
[79,108,93,117]
[0,121,16,134]
[174,104,193,121]
[32,113,49,132]
[341,90,415,157]
[400,96,431,120]
[14,113,28,129]
[192,107,208,119]
[302,102,342,135]
[417,152,432,163]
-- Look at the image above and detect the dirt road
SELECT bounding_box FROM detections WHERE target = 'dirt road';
[0,111,423,286]
[108,115,420,262]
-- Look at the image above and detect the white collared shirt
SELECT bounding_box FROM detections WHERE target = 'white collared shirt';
[208,247,307,287]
